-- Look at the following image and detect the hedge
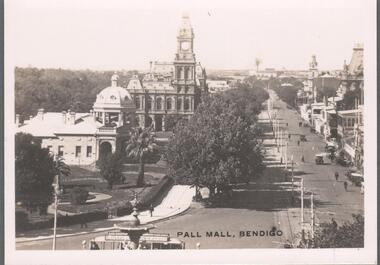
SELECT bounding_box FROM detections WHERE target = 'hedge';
[16,176,175,232]
[138,175,174,209]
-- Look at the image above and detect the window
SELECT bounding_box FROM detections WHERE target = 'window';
[166,98,172,110]
[86,146,92,157]
[134,97,140,109]
[184,98,190,111]
[75,146,81,158]
[147,97,152,110]
[156,98,163,110]
[58,146,64,157]
[47,145,53,152]
[177,98,182,111]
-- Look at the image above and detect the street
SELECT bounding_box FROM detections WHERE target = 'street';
[16,91,364,250]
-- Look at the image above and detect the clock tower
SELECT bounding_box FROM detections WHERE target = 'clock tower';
[173,13,200,112]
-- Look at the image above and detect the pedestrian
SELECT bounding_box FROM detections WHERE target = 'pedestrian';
[82,240,87,250]
[196,242,201,249]
[344,181,348,191]
[301,155,305,162]
[80,215,88,228]
[297,140,300,146]
[280,157,283,164]
[286,123,288,127]
[334,172,339,181]
[288,133,291,139]
[331,218,338,231]
[360,184,364,194]
[149,204,154,217]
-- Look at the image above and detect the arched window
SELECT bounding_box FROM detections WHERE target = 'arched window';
[156,98,163,110]
[166,98,172,110]
[147,97,153,110]
[184,98,190,111]
[134,96,140,109]
[177,98,182,111]
[184,67,188,79]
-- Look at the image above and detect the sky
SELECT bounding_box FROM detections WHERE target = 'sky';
[6,0,367,71]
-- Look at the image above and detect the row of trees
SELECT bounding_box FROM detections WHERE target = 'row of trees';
[294,214,364,248]
[15,67,139,119]
[165,80,269,199]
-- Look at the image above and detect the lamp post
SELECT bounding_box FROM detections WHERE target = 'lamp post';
[285,141,288,169]
[301,178,304,223]
[291,155,294,200]
[311,192,314,239]
[52,175,61,250]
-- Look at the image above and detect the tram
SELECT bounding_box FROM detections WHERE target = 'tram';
[89,232,185,250]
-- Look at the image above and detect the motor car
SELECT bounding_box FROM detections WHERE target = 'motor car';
[347,172,364,187]
[299,135,307,142]
[315,153,325,165]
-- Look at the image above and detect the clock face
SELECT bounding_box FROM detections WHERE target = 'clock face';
[181,41,190,51]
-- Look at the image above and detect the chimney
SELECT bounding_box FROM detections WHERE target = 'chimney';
[15,114,20,127]
[69,111,76,125]
[62,111,67,124]
[37,108,44,120]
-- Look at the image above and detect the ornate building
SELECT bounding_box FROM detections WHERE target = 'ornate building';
[337,43,364,99]
[16,74,136,165]
[126,13,207,131]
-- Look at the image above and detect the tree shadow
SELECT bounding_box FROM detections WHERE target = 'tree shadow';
[206,165,338,212]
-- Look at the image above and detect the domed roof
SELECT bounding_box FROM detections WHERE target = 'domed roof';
[93,74,135,110]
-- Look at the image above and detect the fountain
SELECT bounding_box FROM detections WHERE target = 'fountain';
[113,193,154,250]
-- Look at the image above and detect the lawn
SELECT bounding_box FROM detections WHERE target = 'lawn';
[59,165,167,214]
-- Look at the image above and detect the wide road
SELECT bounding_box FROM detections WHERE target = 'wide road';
[16,91,363,250]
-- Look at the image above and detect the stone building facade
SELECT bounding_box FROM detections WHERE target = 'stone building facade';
[126,13,207,131]
[16,74,136,165]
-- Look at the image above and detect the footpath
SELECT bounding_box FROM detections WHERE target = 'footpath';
[16,185,195,243]
[258,96,306,245]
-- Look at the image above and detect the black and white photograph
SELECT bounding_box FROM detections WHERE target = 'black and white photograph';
[4,0,377,264]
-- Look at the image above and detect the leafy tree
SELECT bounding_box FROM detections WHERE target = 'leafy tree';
[165,115,187,132]
[316,86,336,102]
[15,132,55,214]
[297,214,364,248]
[166,89,265,200]
[273,85,299,108]
[97,152,124,189]
[342,88,362,110]
[15,67,137,120]
[126,126,157,187]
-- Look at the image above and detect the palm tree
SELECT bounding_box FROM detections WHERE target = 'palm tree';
[53,155,71,188]
[126,125,157,187]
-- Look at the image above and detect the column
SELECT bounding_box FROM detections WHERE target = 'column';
[102,112,106,125]
[162,117,166,132]
[118,112,124,126]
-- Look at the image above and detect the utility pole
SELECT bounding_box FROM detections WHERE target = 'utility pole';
[277,121,280,152]
[301,178,304,223]
[52,174,60,250]
[285,141,288,169]
[311,192,314,239]
[291,155,294,199]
